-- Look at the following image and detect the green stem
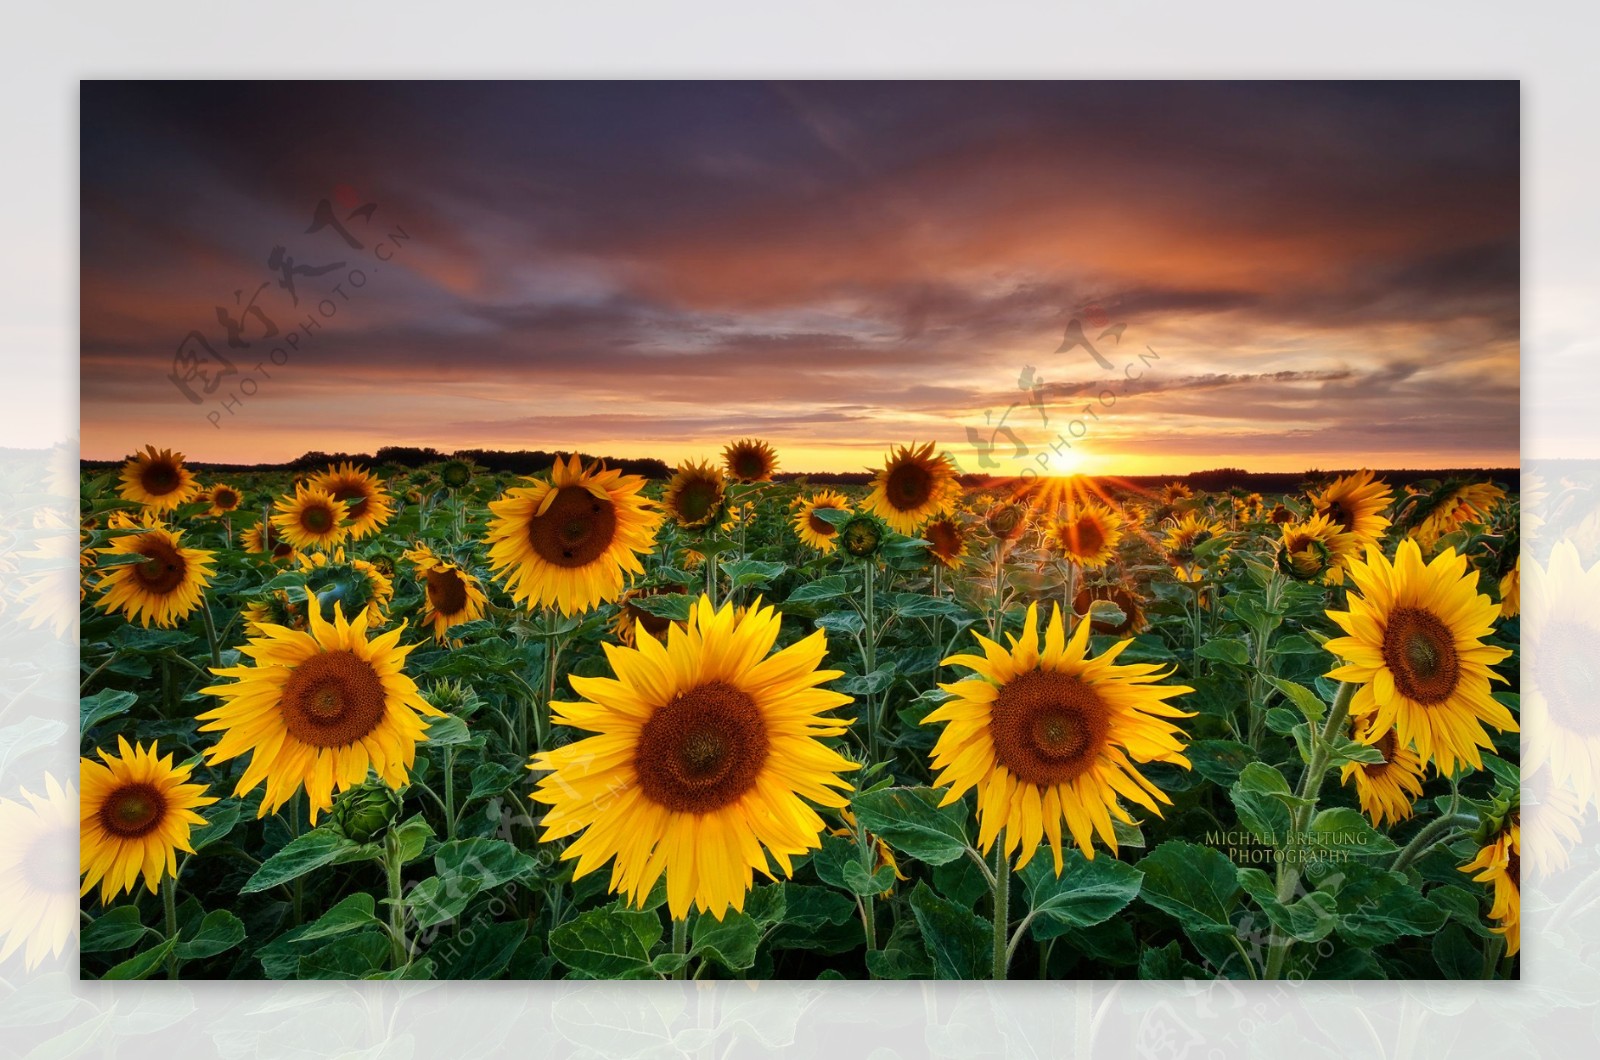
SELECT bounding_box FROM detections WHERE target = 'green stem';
[163,877,180,980]
[200,595,223,669]
[385,831,408,971]
[443,747,458,840]
[863,559,878,761]
[671,916,689,981]
[1391,813,1479,875]
[992,833,1011,980]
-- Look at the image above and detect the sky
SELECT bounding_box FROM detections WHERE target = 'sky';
[79,81,1520,476]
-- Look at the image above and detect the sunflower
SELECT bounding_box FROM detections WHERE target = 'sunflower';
[0,774,77,968]
[985,502,1031,546]
[1048,503,1124,569]
[203,483,243,516]
[1158,482,1193,506]
[485,455,663,616]
[403,545,488,643]
[926,602,1194,871]
[117,445,200,513]
[1523,766,1584,877]
[1521,542,1600,799]
[243,589,306,636]
[94,523,215,628]
[1324,539,1516,775]
[242,520,296,560]
[298,547,394,627]
[1072,584,1146,638]
[610,585,683,646]
[1460,814,1520,957]
[923,516,970,569]
[836,513,886,559]
[437,458,476,490]
[530,596,857,920]
[662,460,728,531]
[1276,513,1359,584]
[1339,724,1425,827]
[830,808,908,899]
[79,738,217,903]
[199,593,444,824]
[793,489,851,551]
[1309,469,1393,550]
[1407,481,1506,552]
[722,438,778,484]
[1499,556,1519,619]
[866,442,960,535]
[272,484,350,552]
[1268,504,1296,525]
[1162,513,1224,565]
[307,462,394,540]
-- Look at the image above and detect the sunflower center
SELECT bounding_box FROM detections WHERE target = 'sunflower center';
[140,461,181,496]
[808,510,838,536]
[1323,500,1354,530]
[677,479,720,524]
[279,650,388,748]
[1381,607,1461,704]
[332,486,369,518]
[98,782,167,839]
[927,520,961,559]
[635,681,768,814]
[731,451,767,480]
[528,486,618,568]
[302,504,335,534]
[885,462,934,510]
[1364,727,1399,776]
[989,670,1111,785]
[131,535,188,594]
[425,567,469,615]
[214,488,239,509]
[1069,517,1105,557]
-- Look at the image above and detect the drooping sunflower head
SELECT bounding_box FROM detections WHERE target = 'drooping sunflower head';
[610,585,685,646]
[1162,512,1224,564]
[1460,814,1520,958]
[866,442,959,534]
[94,523,216,628]
[243,588,307,636]
[663,461,728,531]
[241,520,296,561]
[926,602,1194,872]
[722,438,779,484]
[531,595,857,920]
[306,462,394,540]
[1072,584,1146,638]
[117,445,200,512]
[199,592,445,824]
[79,737,216,903]
[403,544,489,643]
[1309,469,1394,547]
[298,547,393,627]
[437,459,476,491]
[0,773,77,969]
[272,484,351,552]
[203,483,243,516]
[1405,480,1508,552]
[1048,503,1125,569]
[793,490,851,551]
[922,516,970,570]
[1276,513,1358,584]
[836,513,887,560]
[1158,482,1194,506]
[1339,724,1425,828]
[484,454,663,616]
[1325,539,1516,776]
[985,501,1031,545]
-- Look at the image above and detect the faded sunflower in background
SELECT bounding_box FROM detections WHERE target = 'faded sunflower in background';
[866,442,959,535]
[241,520,296,560]
[485,455,663,615]
[923,516,970,569]
[1163,512,1224,567]
[1461,813,1520,957]
[793,489,851,551]
[307,462,394,540]
[926,602,1194,871]
[94,523,215,628]
[1499,556,1520,618]
[1325,539,1515,775]
[0,774,77,968]
[531,596,857,920]
[403,544,488,643]
[1158,482,1193,506]
[118,445,200,513]
[1073,584,1145,638]
[723,438,778,484]
[200,593,443,824]
[663,461,727,531]
[1276,513,1358,584]
[79,738,216,903]
[202,482,243,517]
[1309,469,1393,550]
[272,484,350,552]
[1520,541,1600,799]
[1048,502,1124,569]
[1340,724,1425,827]
[1406,480,1506,552]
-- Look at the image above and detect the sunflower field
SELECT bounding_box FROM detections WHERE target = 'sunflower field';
[76,442,1522,980]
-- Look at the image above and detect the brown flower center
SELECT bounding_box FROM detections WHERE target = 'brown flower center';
[1381,607,1461,704]
[1066,516,1105,558]
[729,448,770,482]
[98,782,166,838]
[808,508,839,537]
[1321,498,1356,531]
[634,681,768,813]
[885,461,934,511]
[672,475,722,527]
[528,486,617,567]
[279,650,388,747]
[1363,727,1400,776]
[425,567,469,616]
[213,487,239,510]
[1074,585,1137,635]
[331,484,369,518]
[989,670,1111,785]
[131,535,188,594]
[301,502,336,535]
[139,460,181,497]
[926,519,963,562]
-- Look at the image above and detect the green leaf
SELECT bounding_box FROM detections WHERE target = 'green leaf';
[887,593,966,619]
[1323,863,1447,947]
[468,761,524,800]
[650,952,690,976]
[389,814,435,865]
[691,910,761,972]
[1270,634,1325,656]
[1237,868,1337,943]
[297,932,391,979]
[841,860,897,897]
[440,920,527,980]
[1433,922,1484,979]
[242,829,372,893]
[406,874,482,930]
[175,909,246,959]
[865,918,934,979]
[101,937,178,980]
[1229,763,1295,848]
[81,906,153,953]
[815,611,864,637]
[434,837,541,889]
[1195,638,1249,665]
[80,689,137,732]
[629,592,695,621]
[907,882,990,980]
[422,714,474,747]
[1430,884,1494,937]
[1136,841,1242,939]
[297,893,381,942]
[1138,940,1209,980]
[783,576,851,604]
[1188,739,1255,788]
[721,559,787,588]
[1265,676,1327,727]
[548,902,663,979]
[1303,808,1399,856]
[850,786,971,867]
[1019,851,1144,938]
